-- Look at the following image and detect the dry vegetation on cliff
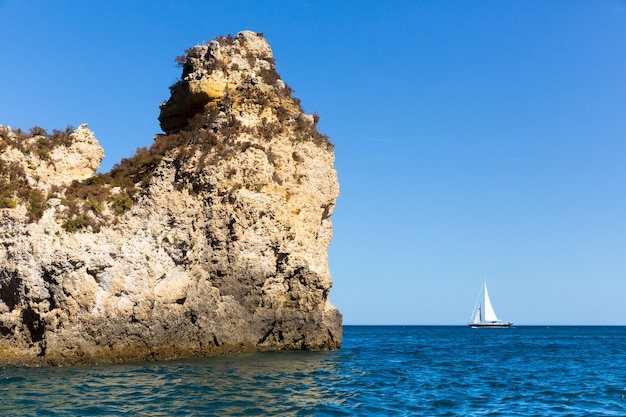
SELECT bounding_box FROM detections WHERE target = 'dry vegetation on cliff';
[0,32,331,233]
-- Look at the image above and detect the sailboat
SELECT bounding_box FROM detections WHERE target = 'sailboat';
[469,277,513,328]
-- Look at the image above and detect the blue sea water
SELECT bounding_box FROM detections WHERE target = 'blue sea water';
[1,326,626,416]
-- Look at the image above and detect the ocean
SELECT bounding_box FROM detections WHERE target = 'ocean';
[1,326,625,416]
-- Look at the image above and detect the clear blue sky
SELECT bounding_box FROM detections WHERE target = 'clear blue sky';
[2,0,625,325]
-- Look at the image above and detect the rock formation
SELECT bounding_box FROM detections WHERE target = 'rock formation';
[0,30,341,366]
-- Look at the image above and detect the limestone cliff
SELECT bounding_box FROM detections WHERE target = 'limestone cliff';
[0,31,341,366]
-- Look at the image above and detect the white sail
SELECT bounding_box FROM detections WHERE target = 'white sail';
[469,276,511,327]
[482,279,499,322]
[471,305,482,324]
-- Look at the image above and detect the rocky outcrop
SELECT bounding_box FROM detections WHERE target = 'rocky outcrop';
[0,124,103,193]
[0,30,341,366]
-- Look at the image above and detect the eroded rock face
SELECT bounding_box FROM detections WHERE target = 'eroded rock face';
[0,31,341,366]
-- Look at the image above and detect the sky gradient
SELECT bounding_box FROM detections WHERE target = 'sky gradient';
[1,0,625,324]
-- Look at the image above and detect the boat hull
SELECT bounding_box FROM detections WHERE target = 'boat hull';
[469,322,513,328]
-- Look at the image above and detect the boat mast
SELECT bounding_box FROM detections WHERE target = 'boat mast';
[469,276,512,327]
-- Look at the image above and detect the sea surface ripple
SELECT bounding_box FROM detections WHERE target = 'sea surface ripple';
[1,326,626,416]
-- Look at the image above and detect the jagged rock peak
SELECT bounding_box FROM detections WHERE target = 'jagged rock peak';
[159,31,315,138]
